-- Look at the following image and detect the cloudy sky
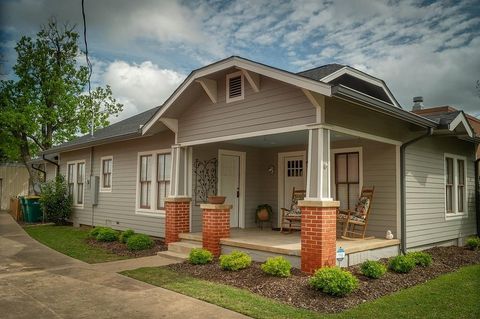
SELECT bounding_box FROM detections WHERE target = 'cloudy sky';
[1,0,479,121]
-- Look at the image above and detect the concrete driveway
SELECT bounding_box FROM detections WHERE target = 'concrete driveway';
[0,212,248,319]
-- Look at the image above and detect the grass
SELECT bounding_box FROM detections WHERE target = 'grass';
[122,265,480,319]
[24,225,128,263]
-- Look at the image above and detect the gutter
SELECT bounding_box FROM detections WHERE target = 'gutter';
[42,154,60,175]
[332,85,437,128]
[400,127,433,254]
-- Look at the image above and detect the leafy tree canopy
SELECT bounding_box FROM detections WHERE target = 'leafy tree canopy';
[0,18,122,181]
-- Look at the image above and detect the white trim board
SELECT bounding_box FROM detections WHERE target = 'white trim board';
[218,149,246,229]
[448,112,474,138]
[320,66,400,108]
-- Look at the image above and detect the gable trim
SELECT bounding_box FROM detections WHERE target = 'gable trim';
[141,56,332,135]
[449,112,474,138]
[321,66,400,108]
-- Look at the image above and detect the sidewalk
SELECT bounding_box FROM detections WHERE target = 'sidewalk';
[0,211,249,319]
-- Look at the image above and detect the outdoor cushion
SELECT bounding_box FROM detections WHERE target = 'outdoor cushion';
[286,202,302,216]
[353,196,370,220]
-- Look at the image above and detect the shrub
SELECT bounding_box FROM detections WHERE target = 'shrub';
[388,255,416,273]
[219,251,252,271]
[119,229,135,244]
[189,248,214,265]
[465,236,480,250]
[96,227,118,242]
[39,175,73,225]
[261,256,291,277]
[407,251,433,267]
[309,267,359,297]
[127,234,154,251]
[88,226,108,238]
[360,260,387,279]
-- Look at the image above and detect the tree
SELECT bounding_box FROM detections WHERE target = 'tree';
[0,19,122,188]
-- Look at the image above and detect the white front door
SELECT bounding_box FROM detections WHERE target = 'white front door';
[218,150,245,228]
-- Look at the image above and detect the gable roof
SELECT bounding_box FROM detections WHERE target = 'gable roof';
[420,110,474,138]
[42,106,160,154]
[297,64,345,80]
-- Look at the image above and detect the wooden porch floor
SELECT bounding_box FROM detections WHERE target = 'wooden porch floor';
[179,228,400,257]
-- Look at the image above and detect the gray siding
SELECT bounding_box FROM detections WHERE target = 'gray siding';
[405,136,477,249]
[59,131,175,237]
[178,76,316,143]
[332,139,398,239]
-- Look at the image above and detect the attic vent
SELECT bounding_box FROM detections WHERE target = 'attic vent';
[226,71,244,103]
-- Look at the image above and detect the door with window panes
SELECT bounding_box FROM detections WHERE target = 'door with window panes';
[334,152,360,210]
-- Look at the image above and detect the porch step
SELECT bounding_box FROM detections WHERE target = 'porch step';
[168,241,202,254]
[178,232,202,243]
[157,250,189,261]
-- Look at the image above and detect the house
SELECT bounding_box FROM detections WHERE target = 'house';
[41,56,479,273]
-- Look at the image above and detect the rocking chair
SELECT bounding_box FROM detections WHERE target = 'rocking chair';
[280,187,306,233]
[337,186,375,240]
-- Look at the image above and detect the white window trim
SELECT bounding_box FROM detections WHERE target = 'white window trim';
[226,71,244,103]
[135,149,171,217]
[444,153,468,220]
[99,156,113,193]
[66,160,86,209]
[330,147,363,201]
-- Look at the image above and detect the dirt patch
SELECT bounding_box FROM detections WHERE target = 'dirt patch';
[86,238,167,258]
[168,246,480,313]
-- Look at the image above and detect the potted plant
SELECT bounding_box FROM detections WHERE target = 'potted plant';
[256,204,272,223]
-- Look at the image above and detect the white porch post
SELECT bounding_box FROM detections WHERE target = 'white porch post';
[170,145,192,197]
[306,127,332,200]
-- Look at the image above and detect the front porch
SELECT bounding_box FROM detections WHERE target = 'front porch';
[176,228,400,268]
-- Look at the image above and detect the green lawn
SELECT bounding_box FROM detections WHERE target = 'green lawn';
[24,225,128,263]
[122,265,480,319]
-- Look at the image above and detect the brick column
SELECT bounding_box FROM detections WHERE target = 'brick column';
[165,197,191,244]
[298,200,340,274]
[201,204,232,257]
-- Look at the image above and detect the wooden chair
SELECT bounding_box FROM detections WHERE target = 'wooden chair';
[337,186,375,240]
[280,187,306,233]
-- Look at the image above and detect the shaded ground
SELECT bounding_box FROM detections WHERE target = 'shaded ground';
[168,246,480,313]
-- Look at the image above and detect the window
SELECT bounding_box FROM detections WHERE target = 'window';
[157,153,171,209]
[139,155,152,209]
[226,71,244,103]
[66,160,86,207]
[335,152,360,210]
[100,156,113,191]
[136,150,171,214]
[444,154,467,218]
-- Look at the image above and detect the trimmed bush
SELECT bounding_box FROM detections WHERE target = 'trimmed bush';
[389,255,416,273]
[96,227,118,242]
[39,175,73,224]
[309,267,359,297]
[261,256,291,277]
[219,251,252,271]
[407,251,433,267]
[126,234,154,251]
[119,229,135,244]
[360,260,387,279]
[88,226,110,238]
[189,248,214,265]
[465,236,480,250]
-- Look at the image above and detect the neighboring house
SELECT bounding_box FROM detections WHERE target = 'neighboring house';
[41,56,479,272]
[0,163,29,210]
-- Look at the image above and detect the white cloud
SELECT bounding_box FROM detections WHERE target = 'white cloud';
[103,60,185,122]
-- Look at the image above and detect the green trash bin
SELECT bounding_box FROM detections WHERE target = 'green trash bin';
[19,196,27,221]
[25,196,42,223]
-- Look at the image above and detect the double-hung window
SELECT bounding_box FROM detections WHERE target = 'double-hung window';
[137,150,171,215]
[100,156,113,192]
[66,160,86,207]
[444,154,467,218]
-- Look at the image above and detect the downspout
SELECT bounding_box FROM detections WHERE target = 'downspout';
[475,158,480,237]
[400,127,433,254]
[42,154,60,175]
[90,147,95,227]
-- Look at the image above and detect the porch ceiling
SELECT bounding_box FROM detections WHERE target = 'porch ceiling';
[227,130,358,148]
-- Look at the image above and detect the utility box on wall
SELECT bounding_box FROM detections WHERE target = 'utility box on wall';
[91,176,99,206]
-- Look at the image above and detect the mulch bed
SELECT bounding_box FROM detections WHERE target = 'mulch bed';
[168,246,480,313]
[86,238,167,258]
